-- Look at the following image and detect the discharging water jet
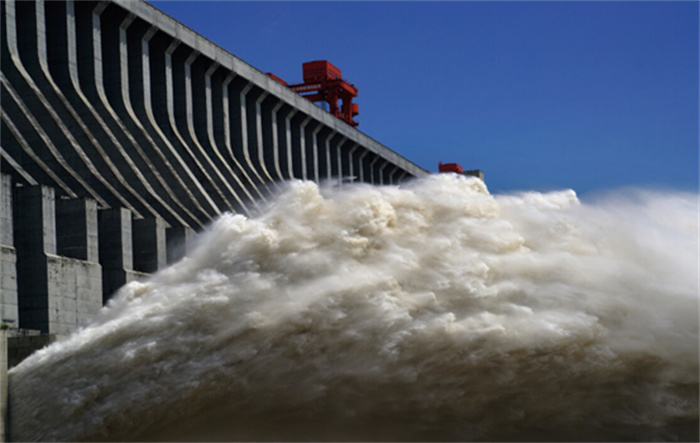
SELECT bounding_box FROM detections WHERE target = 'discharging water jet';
[9,174,699,441]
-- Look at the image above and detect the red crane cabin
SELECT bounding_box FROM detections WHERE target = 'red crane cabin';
[288,61,359,127]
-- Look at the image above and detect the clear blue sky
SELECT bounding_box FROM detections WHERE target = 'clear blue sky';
[150,1,698,195]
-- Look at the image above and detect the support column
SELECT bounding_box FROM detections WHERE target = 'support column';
[0,176,18,328]
[14,185,101,334]
[291,114,310,179]
[378,162,388,185]
[99,207,133,302]
[0,329,6,443]
[347,144,359,184]
[369,156,381,185]
[309,123,322,182]
[166,225,195,265]
[132,216,166,274]
[268,101,285,181]
[388,166,400,185]
[357,150,370,183]
[281,109,298,180]
[56,197,98,262]
[336,138,348,186]
[14,185,55,333]
[316,128,336,183]
[253,91,276,186]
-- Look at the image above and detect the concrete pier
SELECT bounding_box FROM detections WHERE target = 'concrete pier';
[132,216,166,274]
[0,330,6,443]
[13,185,103,335]
[98,207,145,302]
[0,176,18,329]
[166,225,196,265]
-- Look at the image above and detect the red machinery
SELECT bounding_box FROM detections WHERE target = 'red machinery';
[288,61,359,127]
[267,61,359,126]
[438,162,463,174]
[439,162,485,180]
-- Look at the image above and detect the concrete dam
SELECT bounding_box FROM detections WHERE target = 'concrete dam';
[2,2,698,441]
[0,0,428,338]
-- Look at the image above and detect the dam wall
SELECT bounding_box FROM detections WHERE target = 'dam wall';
[0,172,153,335]
[0,0,427,337]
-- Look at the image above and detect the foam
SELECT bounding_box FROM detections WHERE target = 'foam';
[9,175,698,441]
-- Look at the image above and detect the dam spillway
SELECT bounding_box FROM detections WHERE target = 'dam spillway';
[0,0,427,336]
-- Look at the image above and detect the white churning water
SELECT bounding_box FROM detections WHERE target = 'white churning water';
[9,174,699,441]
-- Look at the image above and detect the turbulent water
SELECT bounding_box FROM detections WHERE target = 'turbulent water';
[9,174,699,442]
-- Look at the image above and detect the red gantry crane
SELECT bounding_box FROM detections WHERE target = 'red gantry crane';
[267,63,484,179]
[268,61,359,127]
